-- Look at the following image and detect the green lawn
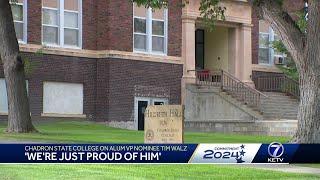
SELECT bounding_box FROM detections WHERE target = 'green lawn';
[0,120,318,179]
[0,164,319,180]
[0,120,289,143]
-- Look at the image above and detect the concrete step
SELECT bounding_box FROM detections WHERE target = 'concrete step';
[261,92,299,121]
[263,112,298,116]
[262,98,298,102]
[261,105,299,110]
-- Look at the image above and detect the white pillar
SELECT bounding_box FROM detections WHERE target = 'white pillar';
[237,23,254,86]
[181,16,197,104]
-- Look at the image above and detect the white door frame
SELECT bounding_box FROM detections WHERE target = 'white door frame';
[134,97,169,130]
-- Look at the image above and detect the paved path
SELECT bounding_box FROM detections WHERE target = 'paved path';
[244,164,320,175]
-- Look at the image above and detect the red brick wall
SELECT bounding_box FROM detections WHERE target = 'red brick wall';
[27,0,41,44]
[103,0,133,51]
[25,0,181,56]
[21,53,97,121]
[82,0,98,50]
[251,0,304,65]
[168,0,182,57]
[107,59,182,122]
[251,7,259,64]
[0,55,182,122]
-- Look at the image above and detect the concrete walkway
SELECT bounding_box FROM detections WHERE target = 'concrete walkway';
[244,164,320,175]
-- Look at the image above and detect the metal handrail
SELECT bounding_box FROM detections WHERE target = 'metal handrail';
[192,69,266,111]
[221,70,268,97]
[252,74,300,99]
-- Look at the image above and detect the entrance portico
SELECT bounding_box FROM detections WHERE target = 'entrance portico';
[181,0,253,104]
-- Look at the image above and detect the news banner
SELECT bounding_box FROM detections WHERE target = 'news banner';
[0,143,320,163]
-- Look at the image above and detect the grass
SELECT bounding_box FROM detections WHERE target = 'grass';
[0,120,318,179]
[0,120,289,143]
[0,164,319,180]
[297,164,320,169]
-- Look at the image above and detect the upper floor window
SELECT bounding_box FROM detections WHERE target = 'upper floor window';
[10,0,27,43]
[133,4,168,55]
[258,20,286,65]
[42,0,82,48]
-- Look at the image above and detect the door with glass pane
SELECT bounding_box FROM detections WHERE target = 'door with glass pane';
[134,97,168,130]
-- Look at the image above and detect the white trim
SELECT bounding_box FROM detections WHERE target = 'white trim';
[42,0,82,49]
[10,0,27,43]
[42,7,59,11]
[41,113,86,118]
[133,4,168,55]
[23,0,27,43]
[134,97,151,130]
[133,97,169,130]
[42,24,59,27]
[42,81,84,116]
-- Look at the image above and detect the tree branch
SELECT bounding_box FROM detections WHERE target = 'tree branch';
[305,0,320,71]
[252,0,306,71]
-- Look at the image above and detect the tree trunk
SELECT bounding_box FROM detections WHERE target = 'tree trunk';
[292,71,320,143]
[253,0,320,143]
[292,0,320,143]
[0,0,36,133]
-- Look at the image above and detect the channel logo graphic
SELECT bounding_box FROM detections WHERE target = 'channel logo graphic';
[267,142,284,163]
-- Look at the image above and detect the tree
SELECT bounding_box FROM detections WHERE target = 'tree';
[133,0,320,143]
[0,0,36,133]
[249,0,319,143]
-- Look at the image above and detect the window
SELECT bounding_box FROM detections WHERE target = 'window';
[43,82,83,115]
[42,0,82,48]
[10,0,27,43]
[258,33,270,64]
[0,79,28,114]
[258,20,286,65]
[0,79,8,113]
[133,4,167,54]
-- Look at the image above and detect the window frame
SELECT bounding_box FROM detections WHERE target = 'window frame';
[258,32,271,65]
[10,0,27,44]
[42,0,82,49]
[133,5,168,56]
[258,22,286,66]
[42,81,84,115]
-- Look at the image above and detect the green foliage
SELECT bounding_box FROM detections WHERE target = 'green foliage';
[23,48,43,75]
[199,0,225,31]
[277,64,299,81]
[296,11,308,33]
[272,39,299,81]
[272,40,288,54]
[271,40,299,81]
[131,0,168,9]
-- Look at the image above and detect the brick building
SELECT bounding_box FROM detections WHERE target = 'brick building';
[0,0,183,130]
[0,0,302,134]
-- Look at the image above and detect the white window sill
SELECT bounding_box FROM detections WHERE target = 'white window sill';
[42,44,82,50]
[41,113,86,118]
[133,50,167,56]
[0,112,8,116]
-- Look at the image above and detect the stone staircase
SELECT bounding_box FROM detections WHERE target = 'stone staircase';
[261,92,299,120]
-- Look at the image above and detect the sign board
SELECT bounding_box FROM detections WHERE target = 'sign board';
[144,105,184,144]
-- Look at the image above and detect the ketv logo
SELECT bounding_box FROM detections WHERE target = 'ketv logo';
[267,142,284,163]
